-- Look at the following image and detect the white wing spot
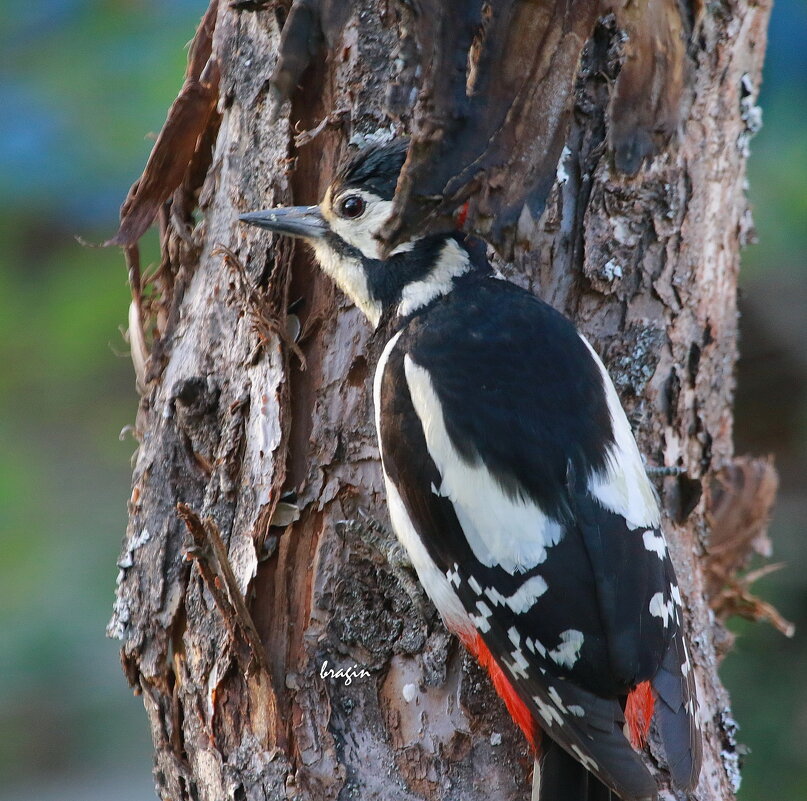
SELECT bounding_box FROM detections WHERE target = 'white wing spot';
[468,575,483,595]
[525,636,547,657]
[549,629,585,669]
[471,599,493,633]
[690,697,703,730]
[547,686,567,712]
[445,564,461,589]
[682,647,692,676]
[503,647,530,680]
[571,745,599,773]
[649,592,674,627]
[642,529,667,560]
[507,626,521,648]
[567,705,585,717]
[533,696,564,727]
[671,584,682,606]
[484,575,548,613]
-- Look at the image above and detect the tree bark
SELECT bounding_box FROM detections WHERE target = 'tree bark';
[110,1,772,799]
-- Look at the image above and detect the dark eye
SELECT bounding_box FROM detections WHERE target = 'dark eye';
[338,195,366,219]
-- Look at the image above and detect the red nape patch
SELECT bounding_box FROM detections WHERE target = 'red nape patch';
[455,201,470,230]
[461,631,541,752]
[625,681,655,749]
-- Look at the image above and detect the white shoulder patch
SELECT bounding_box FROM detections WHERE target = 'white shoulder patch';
[403,354,563,574]
[578,335,660,529]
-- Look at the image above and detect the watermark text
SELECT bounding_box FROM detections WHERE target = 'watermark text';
[320,660,371,686]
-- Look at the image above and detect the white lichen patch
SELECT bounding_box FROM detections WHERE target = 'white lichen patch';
[555,146,572,185]
[721,748,742,794]
[602,259,624,282]
[738,73,763,157]
[349,126,397,148]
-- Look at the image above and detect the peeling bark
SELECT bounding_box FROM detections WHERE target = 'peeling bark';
[111,2,775,800]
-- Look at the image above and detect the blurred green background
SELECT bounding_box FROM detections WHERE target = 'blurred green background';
[0,2,804,799]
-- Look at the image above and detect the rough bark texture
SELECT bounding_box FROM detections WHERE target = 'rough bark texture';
[110,1,773,800]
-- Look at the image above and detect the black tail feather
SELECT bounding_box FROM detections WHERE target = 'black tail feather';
[652,635,703,790]
[537,741,616,801]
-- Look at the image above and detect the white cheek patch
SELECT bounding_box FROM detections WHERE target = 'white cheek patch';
[404,355,564,574]
[310,239,382,326]
[325,191,414,261]
[578,335,661,530]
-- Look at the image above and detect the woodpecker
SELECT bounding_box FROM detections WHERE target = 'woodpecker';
[240,140,702,801]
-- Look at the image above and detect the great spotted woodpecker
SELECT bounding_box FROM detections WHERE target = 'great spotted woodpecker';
[240,140,702,801]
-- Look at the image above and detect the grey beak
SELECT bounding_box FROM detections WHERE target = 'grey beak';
[239,205,328,239]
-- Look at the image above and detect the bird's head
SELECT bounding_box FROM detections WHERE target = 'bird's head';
[240,140,483,326]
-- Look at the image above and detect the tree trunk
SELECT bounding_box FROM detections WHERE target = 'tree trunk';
[109,1,773,800]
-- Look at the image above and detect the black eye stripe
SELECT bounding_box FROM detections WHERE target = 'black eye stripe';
[338,195,366,219]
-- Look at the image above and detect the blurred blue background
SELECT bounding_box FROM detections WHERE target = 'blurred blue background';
[0,1,804,798]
